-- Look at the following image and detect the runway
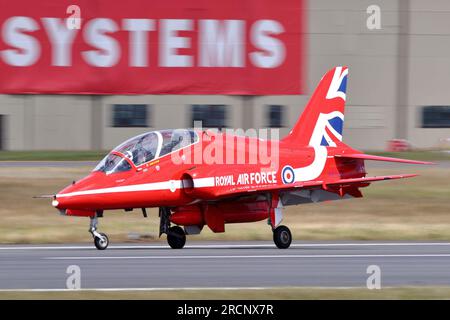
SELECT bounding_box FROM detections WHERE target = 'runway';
[1,241,450,290]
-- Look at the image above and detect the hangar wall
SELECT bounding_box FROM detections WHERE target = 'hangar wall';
[0,0,449,151]
[407,0,450,148]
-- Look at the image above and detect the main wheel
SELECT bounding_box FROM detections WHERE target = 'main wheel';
[273,225,292,249]
[94,233,109,250]
[167,226,186,249]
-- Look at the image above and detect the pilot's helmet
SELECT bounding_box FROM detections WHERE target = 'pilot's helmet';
[125,150,133,160]
[171,129,190,146]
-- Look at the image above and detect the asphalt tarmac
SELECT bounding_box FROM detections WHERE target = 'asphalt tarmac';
[0,241,450,290]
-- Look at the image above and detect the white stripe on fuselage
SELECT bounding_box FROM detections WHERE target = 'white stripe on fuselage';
[56,181,182,198]
[56,177,216,198]
[56,177,214,198]
[192,177,215,188]
[293,146,328,182]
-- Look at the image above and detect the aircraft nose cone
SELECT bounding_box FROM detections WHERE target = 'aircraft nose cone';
[51,198,59,207]
[54,184,77,209]
[53,173,100,210]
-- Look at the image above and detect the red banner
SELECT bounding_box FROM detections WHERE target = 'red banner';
[0,0,304,95]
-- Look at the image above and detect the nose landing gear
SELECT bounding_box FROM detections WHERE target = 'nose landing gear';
[89,214,109,250]
[272,225,292,249]
[94,232,109,250]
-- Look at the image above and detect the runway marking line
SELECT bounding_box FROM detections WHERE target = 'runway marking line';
[2,242,450,251]
[45,253,450,260]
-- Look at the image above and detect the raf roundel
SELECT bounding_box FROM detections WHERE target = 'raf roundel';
[281,165,295,184]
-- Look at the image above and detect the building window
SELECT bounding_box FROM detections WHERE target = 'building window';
[422,106,450,128]
[267,105,285,128]
[191,105,227,129]
[112,104,149,127]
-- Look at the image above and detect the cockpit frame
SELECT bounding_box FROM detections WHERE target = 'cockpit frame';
[94,129,199,175]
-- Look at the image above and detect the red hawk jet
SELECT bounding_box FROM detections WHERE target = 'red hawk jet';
[50,66,431,250]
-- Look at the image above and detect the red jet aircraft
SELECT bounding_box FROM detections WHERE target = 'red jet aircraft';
[50,66,431,250]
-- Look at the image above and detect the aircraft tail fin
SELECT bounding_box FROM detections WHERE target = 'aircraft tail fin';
[283,66,348,147]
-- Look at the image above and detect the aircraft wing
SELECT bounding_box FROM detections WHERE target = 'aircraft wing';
[210,174,417,199]
[324,174,417,185]
[335,153,434,165]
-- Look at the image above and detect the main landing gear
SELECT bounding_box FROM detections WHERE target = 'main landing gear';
[267,193,292,249]
[167,226,186,249]
[159,207,186,249]
[89,214,109,250]
[272,225,292,249]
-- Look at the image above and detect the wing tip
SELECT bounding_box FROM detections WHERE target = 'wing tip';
[401,174,419,178]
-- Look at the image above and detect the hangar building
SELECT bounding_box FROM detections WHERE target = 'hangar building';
[0,0,449,151]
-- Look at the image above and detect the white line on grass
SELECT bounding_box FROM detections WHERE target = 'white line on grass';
[0,286,362,293]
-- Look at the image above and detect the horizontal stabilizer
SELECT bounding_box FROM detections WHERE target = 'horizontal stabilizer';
[335,153,434,165]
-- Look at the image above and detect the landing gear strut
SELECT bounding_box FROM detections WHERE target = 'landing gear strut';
[89,214,109,250]
[267,193,291,249]
[272,225,292,249]
[159,207,186,249]
[159,207,171,237]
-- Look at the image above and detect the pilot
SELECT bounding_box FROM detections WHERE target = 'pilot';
[132,136,153,165]
[143,135,158,162]
[161,130,187,155]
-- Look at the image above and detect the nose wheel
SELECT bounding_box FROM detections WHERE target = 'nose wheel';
[94,232,109,250]
[273,225,292,249]
[89,215,109,250]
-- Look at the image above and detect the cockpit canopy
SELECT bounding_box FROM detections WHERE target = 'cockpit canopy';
[94,129,198,174]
